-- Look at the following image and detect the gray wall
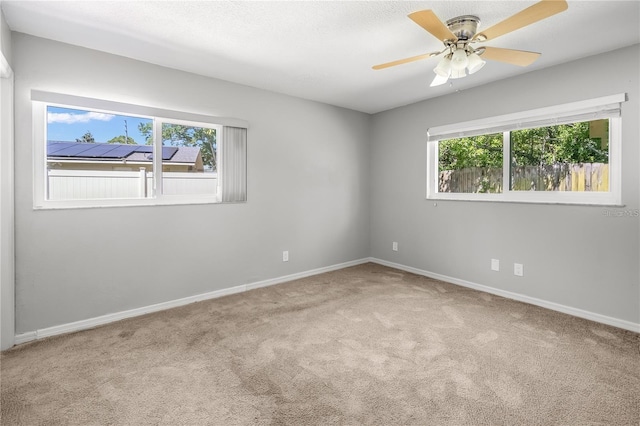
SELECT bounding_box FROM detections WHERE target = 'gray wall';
[0,9,14,350]
[9,32,640,335]
[0,9,10,63]
[13,33,371,333]
[370,44,640,325]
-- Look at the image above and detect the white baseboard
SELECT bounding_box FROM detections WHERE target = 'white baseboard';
[368,257,640,333]
[12,256,638,346]
[13,258,370,345]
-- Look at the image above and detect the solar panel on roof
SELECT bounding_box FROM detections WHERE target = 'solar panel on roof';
[46,141,184,162]
[108,145,139,159]
[47,142,77,155]
[49,143,98,157]
[143,146,179,161]
[162,147,178,160]
[81,144,120,158]
[47,142,138,159]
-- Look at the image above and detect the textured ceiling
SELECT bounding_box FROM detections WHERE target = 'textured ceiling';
[2,1,639,114]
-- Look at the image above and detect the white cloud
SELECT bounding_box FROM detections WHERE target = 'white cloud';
[48,111,115,124]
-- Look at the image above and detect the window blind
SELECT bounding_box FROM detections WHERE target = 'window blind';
[220,126,247,203]
[427,93,626,142]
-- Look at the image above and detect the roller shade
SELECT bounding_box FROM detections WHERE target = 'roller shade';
[427,93,626,142]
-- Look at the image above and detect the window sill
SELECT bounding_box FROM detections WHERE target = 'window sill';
[427,192,623,207]
[33,195,229,210]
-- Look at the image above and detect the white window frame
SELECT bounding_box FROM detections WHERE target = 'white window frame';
[426,94,625,206]
[153,116,223,200]
[32,91,248,209]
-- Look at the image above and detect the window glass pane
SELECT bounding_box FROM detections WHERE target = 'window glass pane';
[46,106,153,200]
[438,133,503,193]
[510,119,609,192]
[161,122,218,196]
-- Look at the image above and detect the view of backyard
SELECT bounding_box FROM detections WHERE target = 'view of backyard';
[438,119,610,194]
[46,106,218,200]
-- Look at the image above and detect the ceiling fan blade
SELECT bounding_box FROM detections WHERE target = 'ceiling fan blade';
[476,0,568,41]
[372,52,438,70]
[479,47,541,66]
[408,10,457,42]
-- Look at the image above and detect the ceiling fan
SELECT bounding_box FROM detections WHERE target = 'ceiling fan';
[372,0,568,87]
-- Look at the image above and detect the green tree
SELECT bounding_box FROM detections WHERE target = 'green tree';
[511,121,608,166]
[439,120,609,171]
[554,121,608,163]
[439,133,503,171]
[107,135,137,144]
[76,131,95,143]
[138,122,153,145]
[138,122,217,171]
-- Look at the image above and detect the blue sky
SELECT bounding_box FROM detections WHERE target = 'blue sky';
[47,106,151,144]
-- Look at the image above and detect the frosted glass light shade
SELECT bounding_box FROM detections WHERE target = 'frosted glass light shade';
[467,52,486,74]
[450,68,466,79]
[430,74,449,87]
[434,56,451,78]
[450,49,468,71]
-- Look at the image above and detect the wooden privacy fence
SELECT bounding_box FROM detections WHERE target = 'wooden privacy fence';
[48,169,218,200]
[439,163,609,193]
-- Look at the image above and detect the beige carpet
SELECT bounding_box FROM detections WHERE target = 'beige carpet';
[1,263,639,425]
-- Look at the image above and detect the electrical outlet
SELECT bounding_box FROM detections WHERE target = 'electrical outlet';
[392,242,398,251]
[514,263,524,277]
[491,259,500,271]
[283,251,289,262]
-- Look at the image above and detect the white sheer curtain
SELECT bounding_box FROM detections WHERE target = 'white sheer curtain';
[220,126,247,202]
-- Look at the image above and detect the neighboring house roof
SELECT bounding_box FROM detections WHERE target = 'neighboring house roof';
[47,141,201,164]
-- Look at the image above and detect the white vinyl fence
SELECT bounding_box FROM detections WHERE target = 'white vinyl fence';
[47,169,218,200]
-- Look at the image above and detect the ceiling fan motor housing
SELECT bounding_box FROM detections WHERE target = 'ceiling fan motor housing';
[445,15,480,42]
[373,1,568,72]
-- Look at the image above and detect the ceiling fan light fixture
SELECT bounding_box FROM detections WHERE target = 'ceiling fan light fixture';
[430,73,449,87]
[466,52,486,74]
[449,68,466,79]
[373,1,568,89]
[450,48,468,71]
[433,56,451,78]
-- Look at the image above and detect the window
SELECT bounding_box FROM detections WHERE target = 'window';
[32,91,248,209]
[427,94,625,205]
[438,133,504,194]
[159,121,221,197]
